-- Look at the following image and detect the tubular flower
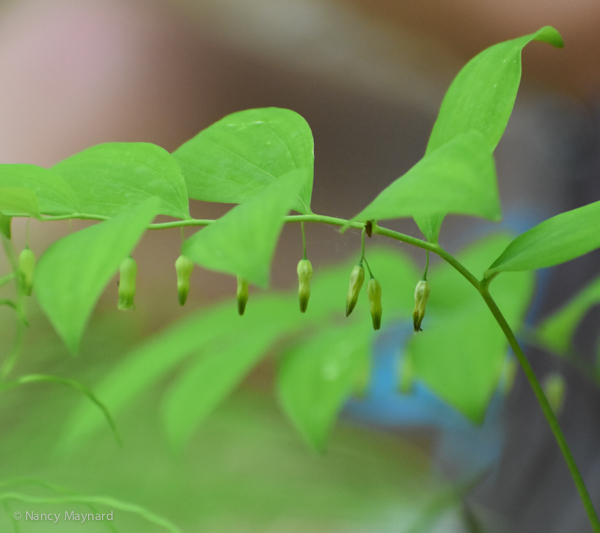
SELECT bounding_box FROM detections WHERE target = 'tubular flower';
[18,247,36,296]
[345,264,365,317]
[118,257,137,310]
[412,279,430,332]
[237,276,249,316]
[297,259,313,313]
[175,255,194,306]
[367,277,382,330]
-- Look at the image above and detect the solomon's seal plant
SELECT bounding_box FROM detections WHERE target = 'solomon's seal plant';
[2,25,600,532]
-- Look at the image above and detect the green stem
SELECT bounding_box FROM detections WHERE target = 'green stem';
[423,250,430,281]
[301,222,307,260]
[479,285,600,532]
[360,227,366,263]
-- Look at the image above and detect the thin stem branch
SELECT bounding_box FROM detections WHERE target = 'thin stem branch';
[301,222,307,260]
[479,286,600,532]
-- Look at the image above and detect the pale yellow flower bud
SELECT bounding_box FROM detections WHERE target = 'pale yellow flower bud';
[297,259,313,313]
[367,277,382,330]
[345,264,365,317]
[175,255,194,306]
[18,247,36,296]
[412,279,430,332]
[118,257,137,310]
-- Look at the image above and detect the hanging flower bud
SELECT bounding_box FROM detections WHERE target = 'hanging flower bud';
[543,372,566,415]
[345,263,365,317]
[412,279,430,332]
[118,257,137,310]
[18,247,36,296]
[237,276,249,316]
[297,259,313,313]
[367,277,382,330]
[175,255,194,306]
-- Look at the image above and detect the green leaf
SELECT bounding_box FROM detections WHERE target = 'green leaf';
[408,234,534,422]
[486,200,600,275]
[277,325,371,452]
[173,107,314,214]
[35,198,159,354]
[346,131,500,242]
[57,294,300,452]
[0,164,78,215]
[0,214,11,239]
[535,274,600,356]
[161,307,298,452]
[427,26,563,154]
[52,142,190,219]
[415,26,562,242]
[0,187,40,218]
[183,169,309,288]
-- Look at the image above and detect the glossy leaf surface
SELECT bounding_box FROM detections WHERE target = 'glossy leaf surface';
[278,325,371,451]
[0,164,78,215]
[53,143,189,219]
[173,108,314,214]
[487,200,600,275]
[348,131,500,242]
[183,169,309,288]
[35,198,159,354]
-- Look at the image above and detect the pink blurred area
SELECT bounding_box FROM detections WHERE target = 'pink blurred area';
[0,0,218,166]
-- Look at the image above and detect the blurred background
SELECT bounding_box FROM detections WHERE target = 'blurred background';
[1,0,600,531]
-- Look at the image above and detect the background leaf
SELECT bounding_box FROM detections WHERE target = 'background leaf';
[35,198,159,354]
[173,107,314,214]
[0,165,78,215]
[57,295,301,452]
[277,325,371,452]
[486,200,600,275]
[347,131,500,242]
[161,306,299,452]
[415,26,562,242]
[182,169,309,288]
[409,234,534,422]
[0,187,40,218]
[52,143,190,219]
[535,274,600,356]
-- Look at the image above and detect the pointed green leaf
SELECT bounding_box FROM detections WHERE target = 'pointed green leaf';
[536,274,600,356]
[0,164,78,215]
[346,131,500,242]
[183,168,309,288]
[161,306,298,452]
[173,107,314,214]
[486,200,600,275]
[0,187,40,218]
[35,198,159,354]
[52,143,190,219]
[427,26,563,153]
[415,26,562,241]
[409,234,534,422]
[278,325,371,451]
